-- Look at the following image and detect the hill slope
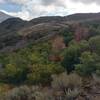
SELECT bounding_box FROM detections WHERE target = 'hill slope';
[66,13,100,22]
[0,12,100,52]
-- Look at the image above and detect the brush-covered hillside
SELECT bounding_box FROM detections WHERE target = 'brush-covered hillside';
[0,13,100,100]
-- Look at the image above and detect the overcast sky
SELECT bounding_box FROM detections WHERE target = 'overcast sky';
[0,0,100,20]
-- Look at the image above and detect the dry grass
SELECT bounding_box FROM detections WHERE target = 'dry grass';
[52,72,82,90]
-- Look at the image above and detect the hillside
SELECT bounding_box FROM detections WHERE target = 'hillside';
[0,12,100,100]
[0,12,100,52]
[66,12,100,22]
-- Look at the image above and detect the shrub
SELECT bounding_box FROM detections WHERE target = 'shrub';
[0,85,39,100]
[0,85,55,100]
[34,91,54,100]
[51,72,82,100]
[92,73,100,84]
[52,72,82,92]
[65,88,80,100]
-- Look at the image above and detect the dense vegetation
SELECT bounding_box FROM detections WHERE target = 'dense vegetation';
[0,21,100,100]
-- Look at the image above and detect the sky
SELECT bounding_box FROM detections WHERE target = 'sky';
[0,0,100,20]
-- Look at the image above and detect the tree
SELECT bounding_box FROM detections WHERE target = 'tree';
[0,63,27,84]
[61,44,81,74]
[27,64,64,85]
[89,35,100,55]
[63,32,73,45]
[75,52,99,76]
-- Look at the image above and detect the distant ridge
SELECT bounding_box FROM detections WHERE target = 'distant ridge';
[0,11,13,23]
[0,12,100,52]
[66,12,100,21]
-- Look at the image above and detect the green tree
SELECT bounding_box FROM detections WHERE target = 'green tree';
[27,64,64,85]
[0,63,27,84]
[61,44,81,74]
[75,52,99,76]
[89,35,100,55]
[63,32,73,45]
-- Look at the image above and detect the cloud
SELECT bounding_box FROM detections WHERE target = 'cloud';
[2,0,67,20]
[41,0,66,7]
[7,10,31,20]
[1,0,100,20]
[24,0,67,17]
[0,0,5,3]
[5,0,66,7]
[71,0,100,4]
[6,0,29,5]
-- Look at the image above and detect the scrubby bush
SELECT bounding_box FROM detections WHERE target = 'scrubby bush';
[34,91,54,100]
[92,74,100,84]
[52,72,82,90]
[0,85,39,100]
[0,85,55,100]
[51,72,82,99]
[65,88,80,100]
